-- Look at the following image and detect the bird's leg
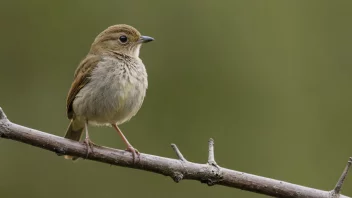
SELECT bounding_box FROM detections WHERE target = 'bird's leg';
[112,124,140,163]
[83,121,95,158]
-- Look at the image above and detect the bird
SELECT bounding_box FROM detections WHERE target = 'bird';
[63,24,154,161]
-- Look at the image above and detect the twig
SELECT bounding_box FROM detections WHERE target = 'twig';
[207,138,219,168]
[0,107,7,120]
[0,107,350,198]
[171,143,188,162]
[331,157,352,197]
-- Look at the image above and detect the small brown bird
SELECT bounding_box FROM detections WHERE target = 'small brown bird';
[64,24,154,161]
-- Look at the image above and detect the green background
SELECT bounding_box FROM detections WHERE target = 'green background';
[0,0,351,197]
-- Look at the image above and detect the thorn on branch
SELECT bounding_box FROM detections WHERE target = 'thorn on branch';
[0,107,8,121]
[170,144,186,182]
[207,138,219,168]
[203,138,223,186]
[171,143,188,162]
[332,157,352,196]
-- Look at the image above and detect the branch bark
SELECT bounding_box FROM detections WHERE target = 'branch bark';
[0,107,350,198]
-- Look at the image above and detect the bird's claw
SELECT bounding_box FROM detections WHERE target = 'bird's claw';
[83,137,96,159]
[126,146,140,164]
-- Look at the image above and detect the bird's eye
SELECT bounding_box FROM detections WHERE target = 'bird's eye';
[119,35,128,43]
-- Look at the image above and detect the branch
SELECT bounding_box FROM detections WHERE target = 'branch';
[0,107,350,198]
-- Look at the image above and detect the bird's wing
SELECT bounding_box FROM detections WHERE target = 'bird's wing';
[66,55,101,119]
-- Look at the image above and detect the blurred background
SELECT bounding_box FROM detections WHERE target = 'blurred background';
[0,0,351,197]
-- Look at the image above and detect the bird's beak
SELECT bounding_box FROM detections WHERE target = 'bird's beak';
[139,35,154,43]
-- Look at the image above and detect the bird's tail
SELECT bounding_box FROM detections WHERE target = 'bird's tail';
[64,119,85,160]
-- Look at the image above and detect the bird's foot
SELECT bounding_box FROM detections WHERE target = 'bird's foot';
[83,137,96,159]
[126,146,140,164]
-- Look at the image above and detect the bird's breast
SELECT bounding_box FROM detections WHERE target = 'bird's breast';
[73,56,148,125]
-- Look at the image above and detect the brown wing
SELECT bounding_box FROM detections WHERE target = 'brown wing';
[66,55,101,119]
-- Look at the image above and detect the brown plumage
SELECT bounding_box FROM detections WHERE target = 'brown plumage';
[63,24,154,161]
[66,55,101,120]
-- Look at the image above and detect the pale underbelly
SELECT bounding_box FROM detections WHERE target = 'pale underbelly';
[72,81,146,126]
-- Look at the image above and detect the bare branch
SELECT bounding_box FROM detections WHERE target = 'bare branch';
[0,107,350,198]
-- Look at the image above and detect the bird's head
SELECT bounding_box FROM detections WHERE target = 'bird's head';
[90,24,154,57]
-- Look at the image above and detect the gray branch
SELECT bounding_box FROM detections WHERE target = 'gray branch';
[0,107,350,198]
